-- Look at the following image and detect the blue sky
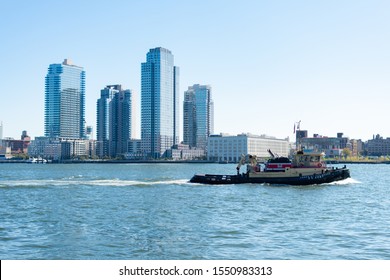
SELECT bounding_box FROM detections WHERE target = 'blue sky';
[1,0,389,141]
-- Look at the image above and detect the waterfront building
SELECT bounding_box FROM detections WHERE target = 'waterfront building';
[347,139,363,157]
[0,131,31,155]
[300,132,349,157]
[141,47,179,158]
[28,137,96,160]
[295,130,308,149]
[109,87,132,157]
[183,84,214,150]
[0,137,25,155]
[0,145,12,159]
[96,85,117,157]
[96,85,132,158]
[28,137,53,158]
[366,134,390,156]
[124,139,142,159]
[207,133,289,162]
[45,59,86,139]
[166,143,205,160]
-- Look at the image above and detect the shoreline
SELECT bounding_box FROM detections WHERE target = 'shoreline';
[1,159,390,164]
[0,159,214,164]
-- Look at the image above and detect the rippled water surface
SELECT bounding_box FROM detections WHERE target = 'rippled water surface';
[0,163,389,259]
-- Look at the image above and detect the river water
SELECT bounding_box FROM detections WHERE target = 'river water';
[0,163,389,259]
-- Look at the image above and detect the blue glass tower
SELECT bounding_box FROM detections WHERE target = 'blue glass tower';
[109,87,132,157]
[96,85,117,157]
[183,84,214,150]
[45,59,86,139]
[141,47,179,158]
[96,85,132,158]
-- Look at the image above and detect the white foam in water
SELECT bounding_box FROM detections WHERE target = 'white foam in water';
[89,179,151,186]
[0,178,192,188]
[0,180,61,187]
[327,177,361,185]
[87,178,191,186]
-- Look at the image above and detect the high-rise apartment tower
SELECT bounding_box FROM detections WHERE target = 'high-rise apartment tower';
[141,47,179,158]
[183,84,214,150]
[44,59,86,139]
[96,85,132,158]
[96,85,117,157]
[109,87,132,157]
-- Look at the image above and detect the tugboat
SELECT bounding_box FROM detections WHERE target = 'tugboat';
[190,150,350,185]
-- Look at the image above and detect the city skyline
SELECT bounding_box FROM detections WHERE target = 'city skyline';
[1,1,390,141]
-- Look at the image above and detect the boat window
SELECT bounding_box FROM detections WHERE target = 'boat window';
[310,156,320,162]
[297,156,305,163]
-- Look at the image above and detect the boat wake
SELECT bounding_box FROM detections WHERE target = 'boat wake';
[0,178,192,188]
[327,177,361,185]
[88,178,191,187]
[0,177,359,188]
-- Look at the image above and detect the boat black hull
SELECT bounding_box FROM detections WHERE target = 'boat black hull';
[190,167,350,186]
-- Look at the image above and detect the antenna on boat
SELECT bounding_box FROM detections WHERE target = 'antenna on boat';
[267,149,275,158]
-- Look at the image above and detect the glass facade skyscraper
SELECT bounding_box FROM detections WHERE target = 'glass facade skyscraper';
[96,85,117,157]
[109,87,132,157]
[44,59,86,139]
[183,84,214,150]
[96,85,132,158]
[141,47,179,158]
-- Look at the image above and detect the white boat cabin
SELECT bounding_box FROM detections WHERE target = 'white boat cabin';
[292,151,326,168]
